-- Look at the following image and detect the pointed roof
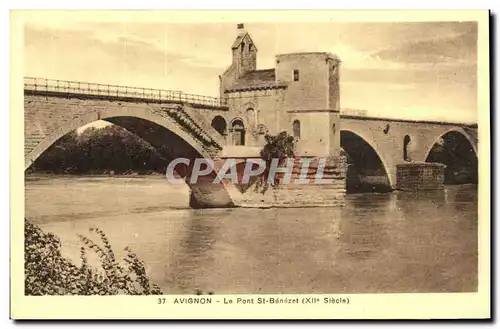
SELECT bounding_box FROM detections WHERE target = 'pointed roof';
[231,26,258,51]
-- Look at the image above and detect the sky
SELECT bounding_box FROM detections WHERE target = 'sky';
[24,19,478,124]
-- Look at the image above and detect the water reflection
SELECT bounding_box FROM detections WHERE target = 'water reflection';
[394,189,447,219]
[26,177,478,294]
[452,184,478,213]
[339,195,392,261]
[168,214,219,293]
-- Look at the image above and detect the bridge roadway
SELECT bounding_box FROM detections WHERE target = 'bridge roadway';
[23,78,478,205]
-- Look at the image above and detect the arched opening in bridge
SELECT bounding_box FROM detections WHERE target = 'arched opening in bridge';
[340,130,391,193]
[211,116,227,136]
[403,135,411,162]
[425,131,478,185]
[27,123,170,176]
[230,119,246,146]
[293,120,301,139]
[26,115,234,209]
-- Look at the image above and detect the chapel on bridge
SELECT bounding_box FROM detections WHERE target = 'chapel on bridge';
[216,23,342,158]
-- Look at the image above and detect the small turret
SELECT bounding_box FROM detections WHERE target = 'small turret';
[219,24,259,97]
[231,23,257,77]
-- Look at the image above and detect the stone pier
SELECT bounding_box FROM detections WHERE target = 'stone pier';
[396,162,445,191]
[230,155,347,208]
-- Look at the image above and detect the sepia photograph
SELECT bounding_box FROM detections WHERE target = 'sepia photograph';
[10,9,490,319]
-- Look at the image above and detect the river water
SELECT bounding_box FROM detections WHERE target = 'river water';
[25,175,478,294]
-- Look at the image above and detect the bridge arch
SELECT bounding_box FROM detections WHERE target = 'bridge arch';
[340,129,393,192]
[423,128,478,161]
[26,106,214,169]
[25,102,235,208]
[424,129,478,184]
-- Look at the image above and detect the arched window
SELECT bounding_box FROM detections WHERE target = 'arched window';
[293,69,300,82]
[249,43,253,52]
[241,42,245,52]
[246,108,256,128]
[231,119,245,146]
[211,116,227,136]
[256,124,268,145]
[403,135,411,161]
[293,120,301,139]
[256,124,268,135]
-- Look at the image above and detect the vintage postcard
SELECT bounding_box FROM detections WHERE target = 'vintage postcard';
[10,10,490,319]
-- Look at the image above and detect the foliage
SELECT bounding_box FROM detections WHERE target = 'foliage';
[259,131,295,164]
[25,218,162,295]
[28,125,168,175]
[254,131,296,193]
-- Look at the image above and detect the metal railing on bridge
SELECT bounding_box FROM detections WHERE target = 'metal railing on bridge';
[24,77,227,108]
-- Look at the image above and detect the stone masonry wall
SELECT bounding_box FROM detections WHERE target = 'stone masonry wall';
[224,88,287,146]
[396,162,445,191]
[275,53,330,111]
[232,155,347,208]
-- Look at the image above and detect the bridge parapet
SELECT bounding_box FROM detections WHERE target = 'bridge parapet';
[24,77,228,109]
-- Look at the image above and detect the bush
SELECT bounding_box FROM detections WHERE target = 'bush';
[24,218,162,295]
[259,131,295,164]
[254,131,296,193]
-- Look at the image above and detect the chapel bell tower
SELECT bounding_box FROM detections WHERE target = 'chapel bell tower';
[231,23,257,77]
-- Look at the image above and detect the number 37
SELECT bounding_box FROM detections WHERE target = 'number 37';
[158,298,166,304]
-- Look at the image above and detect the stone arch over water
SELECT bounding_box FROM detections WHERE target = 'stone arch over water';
[340,130,392,193]
[425,130,478,184]
[24,98,234,208]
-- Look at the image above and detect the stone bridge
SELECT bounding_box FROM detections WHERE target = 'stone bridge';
[191,110,478,192]
[339,115,478,190]
[24,77,479,207]
[24,77,237,208]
